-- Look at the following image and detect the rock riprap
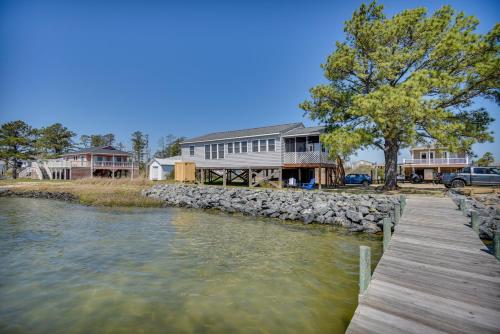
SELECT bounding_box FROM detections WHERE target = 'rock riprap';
[143,184,400,233]
[449,190,499,240]
[0,189,76,202]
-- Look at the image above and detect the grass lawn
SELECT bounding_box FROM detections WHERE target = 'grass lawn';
[0,178,171,207]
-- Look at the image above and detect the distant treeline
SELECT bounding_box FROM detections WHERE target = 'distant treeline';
[0,120,184,178]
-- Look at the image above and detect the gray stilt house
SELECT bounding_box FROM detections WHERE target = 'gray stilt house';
[180,123,336,188]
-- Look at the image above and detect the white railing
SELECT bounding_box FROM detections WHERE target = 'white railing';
[92,161,135,168]
[45,160,73,168]
[283,151,336,164]
[43,160,134,168]
[19,167,33,178]
[403,158,468,165]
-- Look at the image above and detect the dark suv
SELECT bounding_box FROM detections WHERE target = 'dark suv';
[442,167,500,188]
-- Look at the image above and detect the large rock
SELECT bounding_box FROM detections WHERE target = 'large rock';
[142,184,399,233]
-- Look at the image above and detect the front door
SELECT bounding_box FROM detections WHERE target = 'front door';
[152,166,159,180]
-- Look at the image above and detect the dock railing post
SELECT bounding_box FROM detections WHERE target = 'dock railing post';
[383,218,391,252]
[399,195,406,214]
[495,224,500,261]
[471,211,479,234]
[459,198,465,212]
[394,206,400,225]
[359,246,371,300]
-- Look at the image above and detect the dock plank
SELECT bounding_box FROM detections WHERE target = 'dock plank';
[346,196,500,334]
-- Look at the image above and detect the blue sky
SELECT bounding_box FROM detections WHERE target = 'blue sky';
[1,0,499,162]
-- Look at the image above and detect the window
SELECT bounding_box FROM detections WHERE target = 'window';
[211,144,217,159]
[260,140,267,152]
[234,142,240,154]
[473,168,489,174]
[218,143,224,159]
[461,167,470,173]
[189,145,195,156]
[285,138,295,152]
[308,136,320,152]
[296,137,306,152]
[252,140,259,152]
[268,139,275,152]
[205,145,210,159]
[227,142,233,154]
[241,141,247,153]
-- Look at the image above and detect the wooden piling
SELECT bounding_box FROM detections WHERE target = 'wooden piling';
[383,218,391,252]
[471,211,479,234]
[459,198,465,212]
[359,246,371,298]
[399,195,406,214]
[394,206,400,225]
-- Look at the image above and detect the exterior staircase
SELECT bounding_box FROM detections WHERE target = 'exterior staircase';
[18,167,32,178]
[31,162,48,180]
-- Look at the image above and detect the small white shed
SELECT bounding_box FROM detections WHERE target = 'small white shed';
[0,161,6,177]
[148,156,182,180]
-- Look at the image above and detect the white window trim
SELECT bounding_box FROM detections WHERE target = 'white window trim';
[268,139,276,152]
[189,145,195,156]
[252,140,259,153]
[259,139,267,152]
[211,144,218,160]
[241,141,248,153]
[204,145,210,160]
[217,143,225,159]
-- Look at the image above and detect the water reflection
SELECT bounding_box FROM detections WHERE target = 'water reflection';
[0,198,382,333]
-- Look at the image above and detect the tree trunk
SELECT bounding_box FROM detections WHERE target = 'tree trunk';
[335,155,346,186]
[383,140,399,190]
[12,158,18,179]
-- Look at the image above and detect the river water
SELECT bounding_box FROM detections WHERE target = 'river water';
[0,198,382,333]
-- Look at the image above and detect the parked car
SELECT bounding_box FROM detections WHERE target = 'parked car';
[410,173,423,183]
[397,174,406,183]
[345,174,372,187]
[442,167,500,188]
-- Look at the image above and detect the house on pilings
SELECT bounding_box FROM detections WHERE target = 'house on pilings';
[180,123,336,188]
[28,146,139,180]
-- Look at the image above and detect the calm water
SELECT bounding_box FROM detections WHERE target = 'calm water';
[0,198,382,334]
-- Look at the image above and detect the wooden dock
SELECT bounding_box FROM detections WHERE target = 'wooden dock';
[347,196,500,334]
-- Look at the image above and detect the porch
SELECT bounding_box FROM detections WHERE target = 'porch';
[282,133,336,166]
[403,158,468,165]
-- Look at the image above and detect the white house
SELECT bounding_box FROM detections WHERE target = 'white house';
[148,156,182,180]
[179,122,337,188]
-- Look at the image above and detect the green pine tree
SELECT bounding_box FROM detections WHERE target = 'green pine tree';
[0,120,37,178]
[301,2,499,190]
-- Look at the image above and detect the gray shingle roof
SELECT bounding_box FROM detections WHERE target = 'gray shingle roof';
[63,146,132,156]
[182,123,304,143]
[282,126,325,136]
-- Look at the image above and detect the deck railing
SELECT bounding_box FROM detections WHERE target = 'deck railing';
[92,161,135,168]
[43,160,135,168]
[283,151,335,164]
[403,158,468,165]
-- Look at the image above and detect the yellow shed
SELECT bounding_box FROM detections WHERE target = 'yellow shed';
[175,162,196,182]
